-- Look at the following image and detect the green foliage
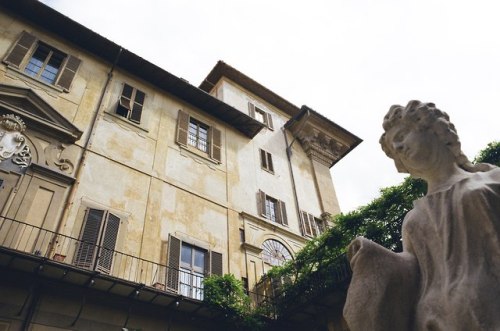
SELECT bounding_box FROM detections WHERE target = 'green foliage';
[203,274,265,331]
[474,141,500,166]
[265,142,499,316]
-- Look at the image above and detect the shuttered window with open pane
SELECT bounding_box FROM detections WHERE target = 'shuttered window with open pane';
[73,208,120,274]
[257,190,288,226]
[116,83,146,124]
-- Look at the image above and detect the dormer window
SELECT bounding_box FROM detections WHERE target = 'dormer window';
[248,102,274,130]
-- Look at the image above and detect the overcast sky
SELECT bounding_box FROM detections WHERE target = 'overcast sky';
[40,0,499,212]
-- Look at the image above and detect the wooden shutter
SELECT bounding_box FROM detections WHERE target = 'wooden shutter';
[166,235,181,291]
[257,190,267,217]
[309,214,318,237]
[260,149,267,169]
[74,208,104,269]
[55,55,81,91]
[267,152,274,172]
[96,212,120,274]
[3,31,36,68]
[210,126,222,162]
[266,113,274,130]
[176,110,190,146]
[210,251,223,276]
[129,89,145,124]
[301,211,313,236]
[248,102,255,118]
[279,200,288,226]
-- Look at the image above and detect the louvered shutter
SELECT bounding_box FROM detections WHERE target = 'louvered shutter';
[257,190,267,217]
[55,55,81,91]
[176,110,190,146]
[279,201,288,226]
[74,208,104,269]
[248,102,256,118]
[301,211,312,236]
[166,235,181,291]
[96,212,120,274]
[210,251,223,276]
[3,31,36,68]
[210,127,222,162]
[266,113,274,130]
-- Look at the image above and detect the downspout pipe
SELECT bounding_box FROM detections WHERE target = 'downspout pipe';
[55,47,123,236]
[282,106,311,234]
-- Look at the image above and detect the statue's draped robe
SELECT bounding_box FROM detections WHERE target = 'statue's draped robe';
[344,168,500,331]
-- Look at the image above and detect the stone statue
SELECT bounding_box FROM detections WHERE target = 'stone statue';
[343,100,500,330]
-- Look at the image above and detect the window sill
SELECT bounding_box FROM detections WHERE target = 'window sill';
[4,65,65,94]
[104,111,149,133]
[178,144,220,166]
[261,167,275,175]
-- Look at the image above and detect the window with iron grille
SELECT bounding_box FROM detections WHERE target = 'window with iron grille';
[116,83,146,124]
[166,234,223,300]
[3,31,81,91]
[257,190,288,226]
[175,110,222,163]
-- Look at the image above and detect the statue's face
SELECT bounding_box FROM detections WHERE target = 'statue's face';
[385,123,449,178]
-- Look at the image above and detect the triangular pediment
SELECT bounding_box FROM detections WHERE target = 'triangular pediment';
[0,84,82,142]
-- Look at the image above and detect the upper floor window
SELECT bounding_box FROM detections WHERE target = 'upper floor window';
[300,211,327,237]
[262,239,292,266]
[248,102,274,130]
[260,149,274,173]
[188,118,209,152]
[3,31,81,91]
[257,190,288,226]
[116,83,145,124]
[175,110,222,163]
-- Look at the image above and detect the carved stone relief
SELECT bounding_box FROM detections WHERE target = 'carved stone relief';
[0,114,32,169]
[296,126,348,167]
[44,143,75,174]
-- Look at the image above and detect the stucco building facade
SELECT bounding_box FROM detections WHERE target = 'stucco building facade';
[0,1,360,330]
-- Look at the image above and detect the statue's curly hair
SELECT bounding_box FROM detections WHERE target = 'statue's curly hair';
[379,100,493,173]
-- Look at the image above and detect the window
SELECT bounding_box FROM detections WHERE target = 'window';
[262,239,292,266]
[175,110,222,163]
[260,149,274,173]
[248,102,274,130]
[116,84,145,124]
[257,190,288,226]
[300,211,327,237]
[3,31,81,91]
[180,243,205,300]
[166,235,223,300]
[73,208,121,274]
[188,118,209,152]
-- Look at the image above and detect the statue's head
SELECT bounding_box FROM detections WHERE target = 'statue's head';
[379,100,490,174]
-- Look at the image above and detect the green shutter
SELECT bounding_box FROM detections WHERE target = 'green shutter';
[3,31,36,68]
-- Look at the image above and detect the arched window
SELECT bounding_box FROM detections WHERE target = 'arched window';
[261,239,292,266]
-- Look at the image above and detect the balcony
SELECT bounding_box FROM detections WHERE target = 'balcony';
[0,216,232,325]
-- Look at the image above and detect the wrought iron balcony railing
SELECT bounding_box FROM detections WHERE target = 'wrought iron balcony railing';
[0,216,204,300]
